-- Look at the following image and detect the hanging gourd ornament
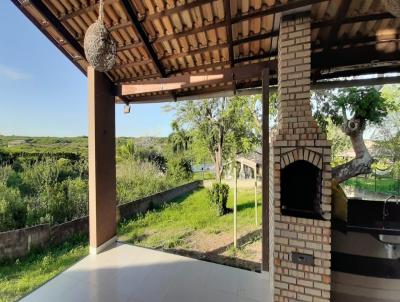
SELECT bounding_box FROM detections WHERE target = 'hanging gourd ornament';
[84,0,116,72]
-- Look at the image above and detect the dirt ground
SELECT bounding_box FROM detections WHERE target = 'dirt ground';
[162,228,262,272]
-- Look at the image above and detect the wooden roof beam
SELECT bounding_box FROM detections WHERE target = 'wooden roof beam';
[120,0,166,77]
[313,12,395,28]
[312,43,400,70]
[231,0,328,23]
[116,62,273,96]
[224,0,234,67]
[316,65,400,80]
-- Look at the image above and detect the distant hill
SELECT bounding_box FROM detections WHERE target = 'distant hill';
[0,135,168,156]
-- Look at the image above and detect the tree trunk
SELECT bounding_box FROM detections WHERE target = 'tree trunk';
[214,143,223,183]
[332,118,374,183]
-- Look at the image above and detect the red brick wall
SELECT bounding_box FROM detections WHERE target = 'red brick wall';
[272,13,332,302]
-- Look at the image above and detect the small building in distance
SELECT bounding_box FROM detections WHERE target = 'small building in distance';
[224,149,262,180]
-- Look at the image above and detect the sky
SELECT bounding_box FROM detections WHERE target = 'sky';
[0,2,174,137]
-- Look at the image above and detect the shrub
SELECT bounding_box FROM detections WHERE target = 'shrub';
[167,157,193,182]
[116,159,177,204]
[208,183,229,216]
[0,183,27,231]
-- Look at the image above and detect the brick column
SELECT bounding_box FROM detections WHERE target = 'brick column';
[273,12,332,302]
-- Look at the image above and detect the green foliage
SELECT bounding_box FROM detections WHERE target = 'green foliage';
[116,139,135,161]
[0,183,27,232]
[135,147,167,173]
[313,87,391,131]
[118,187,261,251]
[326,119,351,167]
[173,97,259,181]
[344,175,399,196]
[0,235,88,302]
[168,121,191,154]
[0,158,88,230]
[380,84,400,111]
[0,134,196,232]
[166,156,193,183]
[208,183,230,216]
[116,159,180,204]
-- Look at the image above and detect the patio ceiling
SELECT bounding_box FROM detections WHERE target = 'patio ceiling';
[13,0,400,103]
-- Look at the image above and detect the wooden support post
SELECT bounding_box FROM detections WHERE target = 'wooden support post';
[233,163,238,248]
[88,66,117,255]
[262,68,270,272]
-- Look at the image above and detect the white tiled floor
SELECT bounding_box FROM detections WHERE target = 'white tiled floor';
[21,242,271,302]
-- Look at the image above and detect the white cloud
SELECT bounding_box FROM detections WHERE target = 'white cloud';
[0,64,31,80]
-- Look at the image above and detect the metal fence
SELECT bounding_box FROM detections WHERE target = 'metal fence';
[346,167,400,196]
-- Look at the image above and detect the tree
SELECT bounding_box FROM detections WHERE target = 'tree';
[313,87,394,183]
[168,121,191,154]
[325,118,351,166]
[374,113,400,162]
[240,92,278,133]
[173,97,259,183]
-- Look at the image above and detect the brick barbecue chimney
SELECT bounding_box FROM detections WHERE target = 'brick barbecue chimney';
[271,12,332,302]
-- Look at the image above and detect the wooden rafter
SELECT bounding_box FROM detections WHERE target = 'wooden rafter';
[60,0,216,24]
[29,0,85,59]
[224,0,234,67]
[10,0,85,74]
[313,12,395,28]
[316,32,400,50]
[161,43,229,62]
[73,8,395,62]
[324,0,351,51]
[143,0,216,22]
[120,0,166,77]
[153,20,226,44]
[59,0,116,22]
[167,61,230,76]
[231,0,328,23]
[113,58,154,70]
[232,31,279,46]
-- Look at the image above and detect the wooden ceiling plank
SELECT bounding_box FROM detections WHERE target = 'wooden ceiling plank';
[59,0,117,22]
[29,0,85,58]
[120,0,167,77]
[323,0,351,51]
[144,0,216,22]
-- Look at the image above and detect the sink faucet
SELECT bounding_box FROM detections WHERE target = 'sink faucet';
[383,195,396,224]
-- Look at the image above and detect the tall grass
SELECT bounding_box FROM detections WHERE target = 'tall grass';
[116,159,183,204]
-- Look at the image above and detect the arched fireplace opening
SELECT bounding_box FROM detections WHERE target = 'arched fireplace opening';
[280,160,323,219]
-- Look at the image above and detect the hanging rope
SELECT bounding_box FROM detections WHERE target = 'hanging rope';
[83,0,116,72]
[98,0,104,23]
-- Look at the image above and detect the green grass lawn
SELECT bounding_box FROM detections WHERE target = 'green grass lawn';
[345,176,400,195]
[0,236,88,302]
[118,187,262,251]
